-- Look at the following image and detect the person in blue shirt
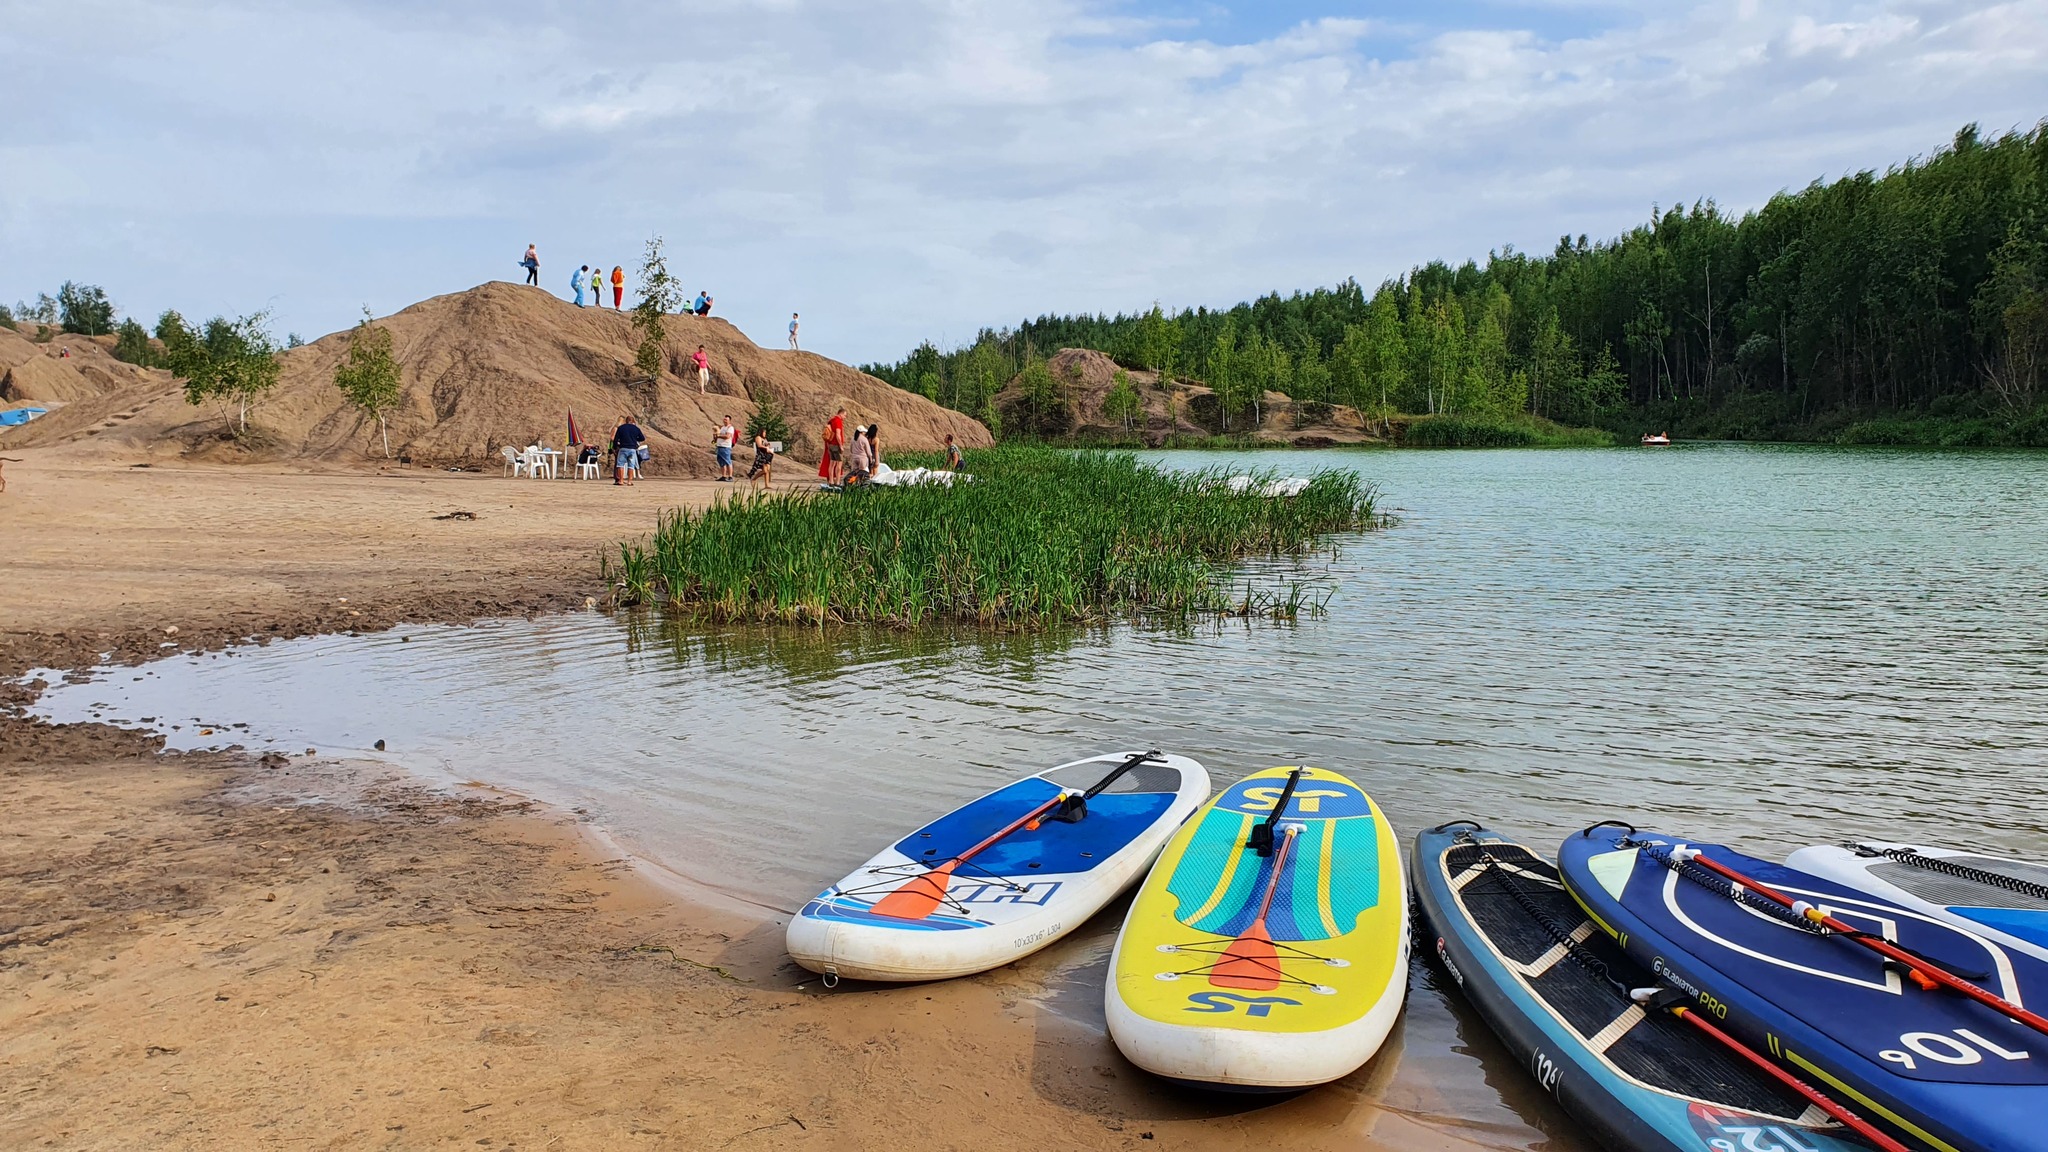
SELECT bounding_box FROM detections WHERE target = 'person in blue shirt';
[611,415,646,486]
[692,291,711,316]
[572,265,589,306]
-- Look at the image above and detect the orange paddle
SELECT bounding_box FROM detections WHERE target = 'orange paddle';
[870,793,1069,921]
[1211,825,1300,990]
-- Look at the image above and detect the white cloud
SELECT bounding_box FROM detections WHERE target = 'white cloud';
[1,0,2045,362]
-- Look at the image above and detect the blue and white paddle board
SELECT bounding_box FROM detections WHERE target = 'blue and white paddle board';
[1791,842,2048,965]
[1415,823,1864,1152]
[1561,826,2048,1152]
[787,751,1208,982]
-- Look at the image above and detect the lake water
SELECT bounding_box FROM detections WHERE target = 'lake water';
[30,442,2048,1149]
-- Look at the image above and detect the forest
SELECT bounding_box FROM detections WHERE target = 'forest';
[863,120,2048,446]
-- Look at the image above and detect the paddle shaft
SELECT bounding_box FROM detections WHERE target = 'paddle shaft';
[1689,851,2048,1038]
[1669,1005,1911,1152]
[1210,825,1300,989]
[958,793,1070,862]
[870,791,1072,919]
[1251,826,1300,926]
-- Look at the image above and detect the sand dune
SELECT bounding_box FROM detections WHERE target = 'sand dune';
[3,283,992,476]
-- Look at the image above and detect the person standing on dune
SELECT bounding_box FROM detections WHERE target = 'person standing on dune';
[788,313,800,350]
[590,263,603,306]
[692,345,710,394]
[522,245,539,285]
[571,265,588,306]
[611,265,624,309]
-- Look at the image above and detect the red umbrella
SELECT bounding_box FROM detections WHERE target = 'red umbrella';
[567,409,583,447]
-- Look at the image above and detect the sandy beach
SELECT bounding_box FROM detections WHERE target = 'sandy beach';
[0,450,1511,1151]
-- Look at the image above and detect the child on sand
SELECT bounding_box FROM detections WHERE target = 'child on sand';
[611,266,624,309]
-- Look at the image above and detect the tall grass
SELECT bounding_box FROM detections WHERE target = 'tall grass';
[610,448,1379,627]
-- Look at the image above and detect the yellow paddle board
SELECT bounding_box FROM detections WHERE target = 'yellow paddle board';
[1105,765,1408,1089]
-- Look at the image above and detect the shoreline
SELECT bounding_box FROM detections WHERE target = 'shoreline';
[0,450,1532,1150]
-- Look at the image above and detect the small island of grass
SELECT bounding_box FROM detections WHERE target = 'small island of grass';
[610,449,1379,626]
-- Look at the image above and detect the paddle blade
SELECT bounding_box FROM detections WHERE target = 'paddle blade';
[1210,921,1281,990]
[871,861,958,920]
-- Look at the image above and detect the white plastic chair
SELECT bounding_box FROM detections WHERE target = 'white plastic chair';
[521,446,545,479]
[501,446,532,478]
[575,453,600,480]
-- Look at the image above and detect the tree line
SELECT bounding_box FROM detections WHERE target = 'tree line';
[865,119,2048,441]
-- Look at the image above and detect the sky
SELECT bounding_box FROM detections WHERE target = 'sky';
[3,1,2046,366]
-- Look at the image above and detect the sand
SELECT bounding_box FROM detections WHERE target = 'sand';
[0,284,992,477]
[0,452,1532,1151]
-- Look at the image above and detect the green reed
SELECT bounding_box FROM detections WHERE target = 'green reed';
[613,448,1378,627]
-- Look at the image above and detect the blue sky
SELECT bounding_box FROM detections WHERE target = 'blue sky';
[3,1,2046,365]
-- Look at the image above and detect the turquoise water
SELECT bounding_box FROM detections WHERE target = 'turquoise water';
[31,442,2048,1148]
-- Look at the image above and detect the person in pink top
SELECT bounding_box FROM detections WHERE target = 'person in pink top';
[692,345,710,394]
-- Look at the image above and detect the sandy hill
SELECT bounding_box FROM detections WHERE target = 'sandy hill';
[995,348,1379,445]
[1,283,991,475]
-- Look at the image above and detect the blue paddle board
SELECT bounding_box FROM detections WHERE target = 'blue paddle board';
[1561,825,2048,1152]
[1415,823,1865,1152]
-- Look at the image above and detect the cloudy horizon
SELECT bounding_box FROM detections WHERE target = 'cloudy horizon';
[4,0,2045,364]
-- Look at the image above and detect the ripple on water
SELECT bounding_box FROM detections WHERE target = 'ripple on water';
[26,442,2048,1147]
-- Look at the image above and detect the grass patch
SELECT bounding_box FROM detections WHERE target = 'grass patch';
[609,448,1379,627]
[1399,414,1616,448]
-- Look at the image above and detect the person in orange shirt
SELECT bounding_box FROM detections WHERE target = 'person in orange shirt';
[611,266,624,309]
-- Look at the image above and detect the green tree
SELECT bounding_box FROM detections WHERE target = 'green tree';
[1015,356,1068,436]
[1102,367,1141,432]
[160,309,282,436]
[112,318,156,366]
[334,308,404,457]
[1207,320,1245,431]
[1464,283,1516,415]
[747,392,791,443]
[57,282,115,335]
[1132,303,1183,376]
[632,235,680,379]
[1976,225,2047,414]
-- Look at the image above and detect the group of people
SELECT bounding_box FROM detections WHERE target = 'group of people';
[814,407,964,489]
[518,245,717,317]
[598,408,963,492]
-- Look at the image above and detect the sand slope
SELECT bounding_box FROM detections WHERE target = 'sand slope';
[3,284,991,476]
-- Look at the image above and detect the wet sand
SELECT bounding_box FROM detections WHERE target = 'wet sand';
[0,451,1543,1150]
